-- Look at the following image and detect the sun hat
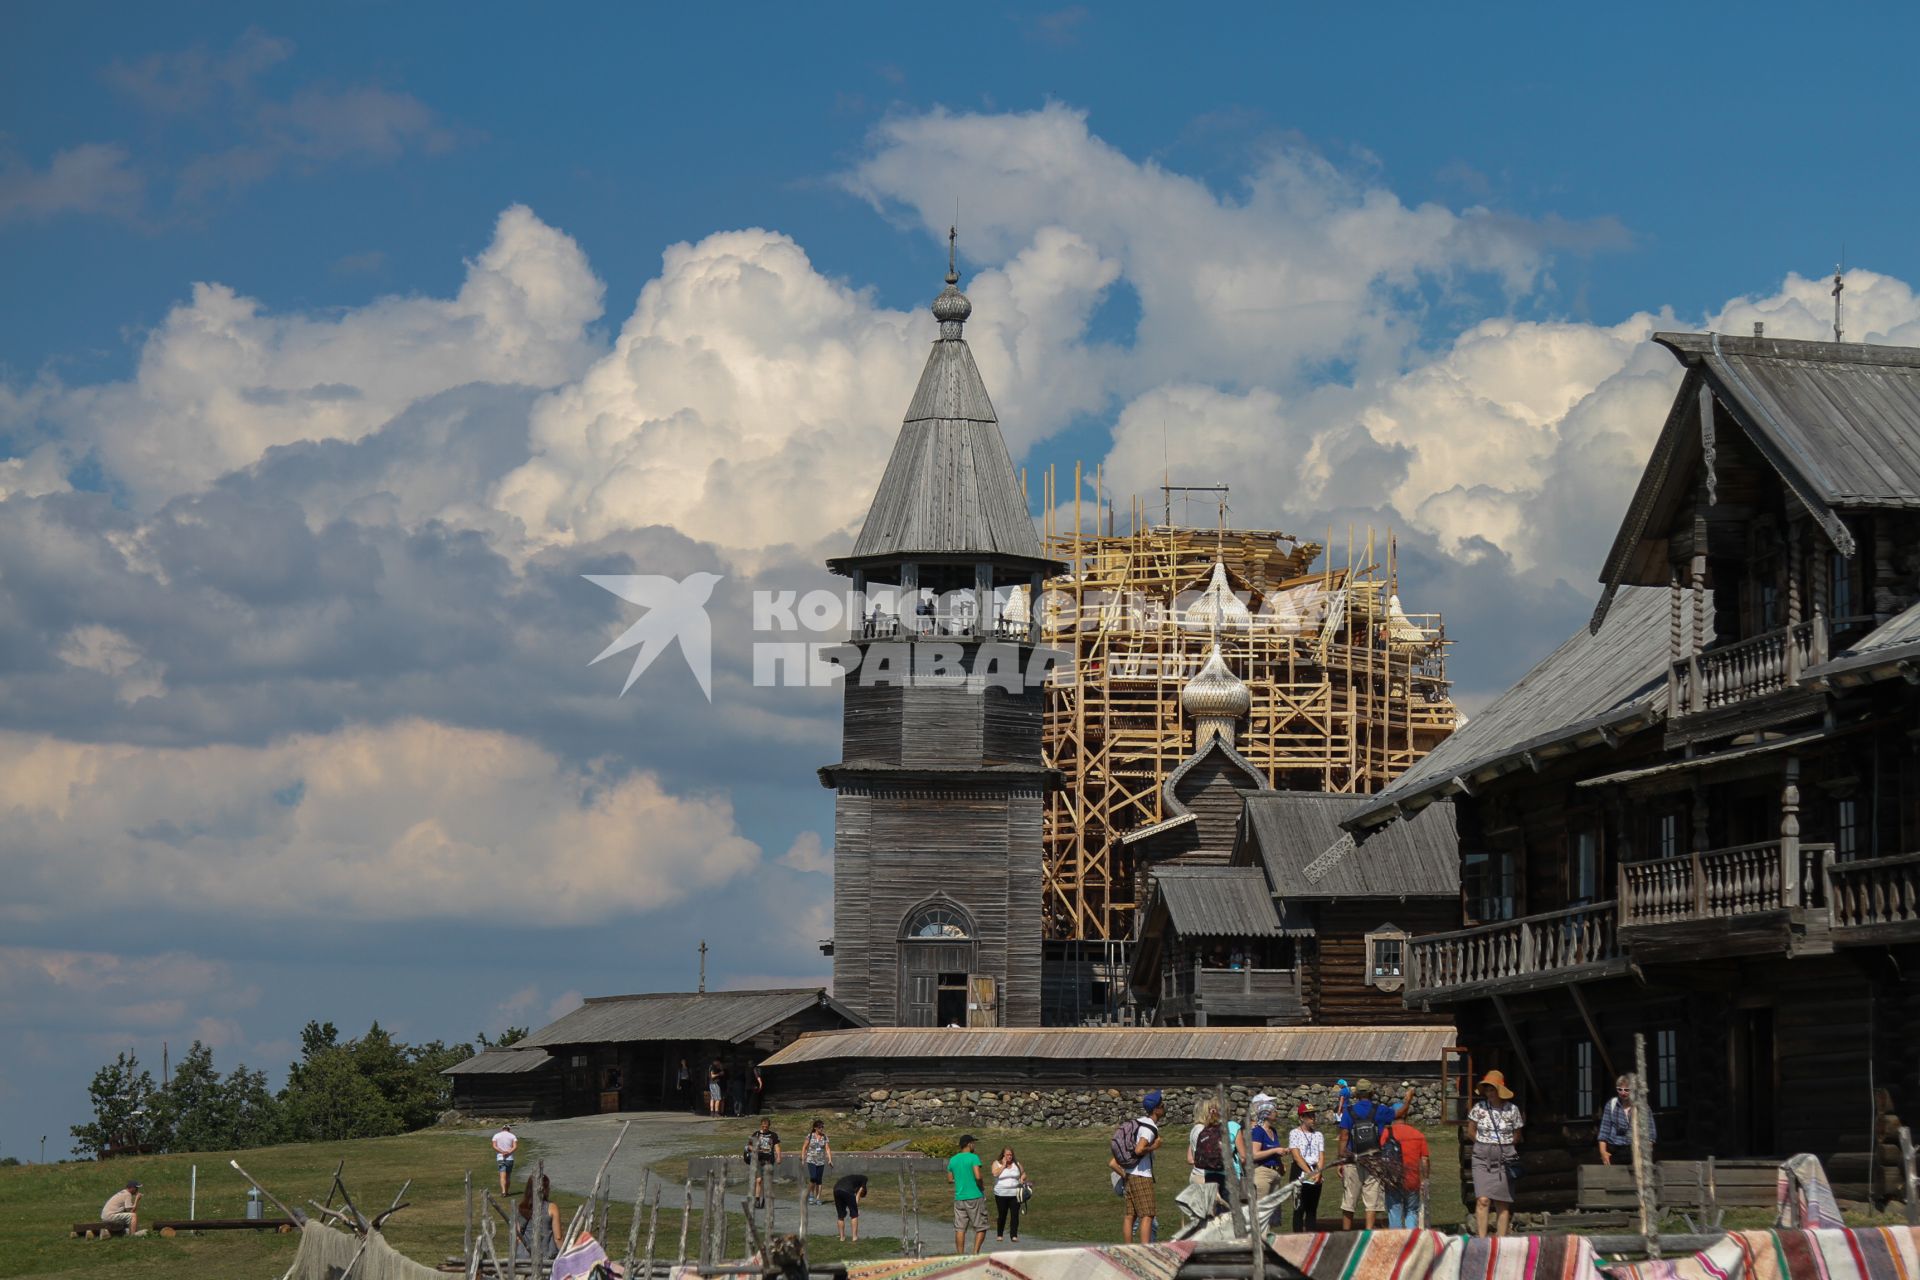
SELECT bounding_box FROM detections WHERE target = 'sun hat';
[1478,1070,1514,1100]
[1353,1078,1376,1095]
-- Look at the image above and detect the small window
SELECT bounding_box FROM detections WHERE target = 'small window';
[1657,813,1679,860]
[1464,851,1517,922]
[1571,828,1601,904]
[1365,924,1408,992]
[1655,1029,1679,1108]
[1574,1041,1596,1116]
[1836,797,1858,862]
[905,904,971,939]
[1831,551,1855,620]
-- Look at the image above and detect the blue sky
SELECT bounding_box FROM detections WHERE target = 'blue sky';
[5,4,1920,1160]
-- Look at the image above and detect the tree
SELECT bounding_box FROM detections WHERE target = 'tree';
[279,1047,401,1142]
[70,1051,165,1158]
[157,1041,283,1152]
[477,1026,529,1048]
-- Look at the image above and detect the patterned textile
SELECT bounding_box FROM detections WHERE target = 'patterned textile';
[1269,1227,1453,1280]
[1602,1228,1920,1280]
[288,1225,446,1280]
[834,1240,1197,1280]
[1777,1156,1845,1230]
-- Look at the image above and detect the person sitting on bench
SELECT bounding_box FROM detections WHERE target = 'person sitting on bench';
[101,1179,143,1235]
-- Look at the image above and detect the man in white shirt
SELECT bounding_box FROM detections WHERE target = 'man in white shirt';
[100,1179,142,1234]
[1110,1090,1164,1245]
[1287,1105,1326,1233]
[491,1124,518,1194]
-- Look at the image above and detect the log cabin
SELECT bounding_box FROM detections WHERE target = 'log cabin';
[1123,642,1459,1026]
[1345,331,1920,1208]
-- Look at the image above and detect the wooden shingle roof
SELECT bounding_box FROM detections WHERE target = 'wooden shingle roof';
[1242,792,1457,898]
[1148,866,1286,937]
[516,988,861,1048]
[761,1025,1458,1067]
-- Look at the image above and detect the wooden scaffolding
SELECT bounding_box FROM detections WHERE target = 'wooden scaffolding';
[1034,465,1459,942]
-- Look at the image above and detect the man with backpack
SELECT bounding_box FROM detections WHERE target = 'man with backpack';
[1108,1090,1165,1244]
[1338,1079,1415,1230]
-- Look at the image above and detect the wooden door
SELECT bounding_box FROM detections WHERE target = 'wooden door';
[1730,1008,1777,1155]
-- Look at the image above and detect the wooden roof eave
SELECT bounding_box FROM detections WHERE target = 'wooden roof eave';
[1592,366,1702,632]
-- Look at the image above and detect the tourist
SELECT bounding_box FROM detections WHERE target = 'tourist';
[729,1063,748,1118]
[100,1179,142,1235]
[1466,1071,1523,1238]
[1285,1104,1323,1232]
[1597,1075,1654,1166]
[515,1176,561,1260]
[948,1133,989,1254]
[1187,1097,1229,1207]
[1338,1078,1414,1230]
[708,1060,725,1116]
[745,1117,781,1209]
[1383,1115,1430,1229]
[802,1119,832,1204]
[491,1123,518,1195]
[832,1171,869,1242]
[1245,1099,1284,1209]
[991,1145,1025,1242]
[676,1057,692,1112]
[752,1064,766,1115]
[1111,1090,1164,1245]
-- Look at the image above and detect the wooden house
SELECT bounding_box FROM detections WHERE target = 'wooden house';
[1346,332,1920,1208]
[1124,643,1459,1026]
[445,988,863,1118]
[821,240,1065,1028]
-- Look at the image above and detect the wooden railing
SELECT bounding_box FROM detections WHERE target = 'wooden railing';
[1405,902,1621,1000]
[1669,616,1827,715]
[1619,841,1834,926]
[1828,852,1920,935]
[1164,964,1297,1000]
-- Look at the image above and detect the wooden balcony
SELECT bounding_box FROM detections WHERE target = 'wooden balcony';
[1618,840,1835,959]
[1828,852,1920,945]
[1404,902,1627,1004]
[1668,617,1826,718]
[1158,964,1304,1025]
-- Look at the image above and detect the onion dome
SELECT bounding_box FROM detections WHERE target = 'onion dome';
[1183,643,1251,746]
[1183,561,1253,632]
[932,227,972,336]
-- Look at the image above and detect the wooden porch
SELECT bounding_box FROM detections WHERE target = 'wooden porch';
[1828,851,1920,945]
[1617,839,1835,959]
[1404,902,1627,1004]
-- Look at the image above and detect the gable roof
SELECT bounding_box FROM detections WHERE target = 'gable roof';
[1147,866,1287,937]
[1345,585,1679,830]
[1805,599,1920,684]
[1243,792,1457,897]
[517,988,862,1048]
[761,1025,1459,1068]
[832,287,1056,574]
[1597,333,1920,621]
[443,1047,555,1076]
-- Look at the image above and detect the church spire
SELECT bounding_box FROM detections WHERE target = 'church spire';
[932,225,972,337]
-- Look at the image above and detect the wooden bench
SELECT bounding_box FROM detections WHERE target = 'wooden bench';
[153,1218,296,1237]
[1577,1160,1778,1212]
[71,1222,131,1239]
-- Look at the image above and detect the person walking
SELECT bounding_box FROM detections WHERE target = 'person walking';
[832,1172,868,1242]
[1597,1075,1654,1166]
[1109,1090,1165,1245]
[100,1179,143,1235]
[707,1060,725,1116]
[948,1133,989,1254]
[991,1145,1025,1242]
[1466,1071,1523,1238]
[490,1124,520,1195]
[1338,1079,1414,1230]
[744,1117,781,1209]
[1383,1115,1430,1229]
[1285,1104,1324,1232]
[802,1119,832,1205]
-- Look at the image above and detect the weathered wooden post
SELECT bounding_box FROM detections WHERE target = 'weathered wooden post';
[909,1166,922,1257]
[531,1159,548,1279]
[1631,1034,1660,1258]
[1419,1155,1430,1229]
[675,1180,692,1269]
[464,1170,473,1260]
[1900,1126,1918,1228]
[640,1183,661,1280]
[623,1171,648,1279]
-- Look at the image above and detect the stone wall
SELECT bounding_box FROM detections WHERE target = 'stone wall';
[855,1079,1446,1130]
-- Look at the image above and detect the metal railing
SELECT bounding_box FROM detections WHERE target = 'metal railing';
[1405,902,1621,999]
[1669,616,1826,715]
[1828,851,1920,934]
[1619,841,1834,926]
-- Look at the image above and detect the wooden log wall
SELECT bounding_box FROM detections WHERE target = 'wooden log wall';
[1308,901,1456,1026]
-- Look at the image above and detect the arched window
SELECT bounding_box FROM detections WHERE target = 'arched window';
[904,903,972,939]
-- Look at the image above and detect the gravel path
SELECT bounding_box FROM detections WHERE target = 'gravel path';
[494,1113,1072,1251]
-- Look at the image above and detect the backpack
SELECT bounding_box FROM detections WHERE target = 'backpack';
[1347,1101,1384,1156]
[1110,1118,1147,1170]
[1194,1124,1224,1172]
